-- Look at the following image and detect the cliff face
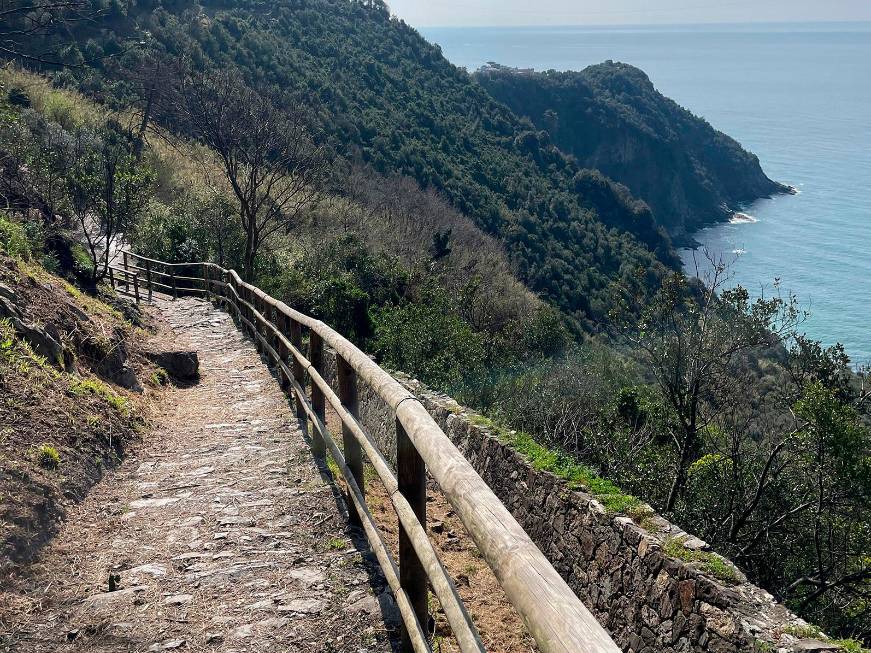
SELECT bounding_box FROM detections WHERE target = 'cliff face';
[475,62,791,238]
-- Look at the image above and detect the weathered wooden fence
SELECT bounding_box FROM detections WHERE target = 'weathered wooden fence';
[118,250,622,653]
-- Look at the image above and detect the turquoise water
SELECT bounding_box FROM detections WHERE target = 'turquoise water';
[423,23,871,362]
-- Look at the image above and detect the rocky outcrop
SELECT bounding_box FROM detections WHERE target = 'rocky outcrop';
[321,353,843,653]
[0,282,68,368]
[143,349,199,383]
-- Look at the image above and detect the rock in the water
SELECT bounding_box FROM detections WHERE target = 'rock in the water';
[145,349,199,382]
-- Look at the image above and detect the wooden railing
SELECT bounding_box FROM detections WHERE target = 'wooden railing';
[121,250,622,653]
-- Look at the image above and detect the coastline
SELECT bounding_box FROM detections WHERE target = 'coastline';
[676,182,797,251]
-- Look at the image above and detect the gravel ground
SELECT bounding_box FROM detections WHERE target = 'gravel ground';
[0,297,398,653]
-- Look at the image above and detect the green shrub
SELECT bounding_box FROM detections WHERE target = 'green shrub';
[7,86,30,108]
[150,368,169,386]
[40,251,60,274]
[373,301,485,391]
[36,444,61,469]
[0,213,30,259]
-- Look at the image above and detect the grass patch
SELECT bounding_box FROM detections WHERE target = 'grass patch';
[0,67,102,129]
[326,537,346,551]
[783,626,868,653]
[150,368,170,386]
[325,453,341,480]
[0,212,31,259]
[17,259,124,321]
[69,377,130,416]
[0,319,55,381]
[470,412,647,517]
[662,537,740,583]
[36,444,61,470]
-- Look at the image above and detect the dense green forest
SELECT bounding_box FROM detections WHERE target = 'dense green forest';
[1,0,868,646]
[475,62,792,238]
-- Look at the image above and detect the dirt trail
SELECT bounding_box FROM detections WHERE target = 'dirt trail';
[0,297,396,653]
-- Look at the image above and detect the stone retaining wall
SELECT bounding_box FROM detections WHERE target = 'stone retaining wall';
[321,352,841,653]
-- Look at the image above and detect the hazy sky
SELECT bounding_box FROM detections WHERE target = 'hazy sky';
[387,0,871,28]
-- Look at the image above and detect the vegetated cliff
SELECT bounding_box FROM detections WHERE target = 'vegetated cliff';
[475,62,793,239]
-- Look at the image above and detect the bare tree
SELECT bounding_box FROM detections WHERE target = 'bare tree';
[0,0,101,66]
[166,68,329,280]
[616,251,802,511]
[67,124,154,283]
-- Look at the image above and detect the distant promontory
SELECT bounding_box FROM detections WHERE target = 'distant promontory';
[474,61,793,241]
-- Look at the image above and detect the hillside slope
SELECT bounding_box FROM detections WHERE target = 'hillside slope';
[0,234,154,570]
[23,0,680,327]
[475,62,792,237]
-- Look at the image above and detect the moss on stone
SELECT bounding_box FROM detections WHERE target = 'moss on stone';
[468,411,645,517]
[783,625,868,653]
[663,537,740,584]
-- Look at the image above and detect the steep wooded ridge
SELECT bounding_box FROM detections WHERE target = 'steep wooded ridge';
[475,62,792,238]
[23,0,682,328]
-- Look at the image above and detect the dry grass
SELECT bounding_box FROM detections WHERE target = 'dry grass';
[0,67,103,129]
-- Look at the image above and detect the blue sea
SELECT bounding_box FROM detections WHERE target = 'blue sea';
[423,23,871,363]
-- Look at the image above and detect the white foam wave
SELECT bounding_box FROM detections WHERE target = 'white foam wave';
[730,212,758,224]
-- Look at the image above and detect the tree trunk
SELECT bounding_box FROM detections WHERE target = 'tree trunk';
[666,427,696,512]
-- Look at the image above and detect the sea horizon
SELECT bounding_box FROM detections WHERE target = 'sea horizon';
[419,20,871,32]
[423,22,871,363]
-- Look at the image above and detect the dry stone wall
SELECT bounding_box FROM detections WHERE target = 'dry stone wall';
[321,352,843,653]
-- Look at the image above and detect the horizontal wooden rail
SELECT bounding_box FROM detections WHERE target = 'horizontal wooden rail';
[121,250,621,653]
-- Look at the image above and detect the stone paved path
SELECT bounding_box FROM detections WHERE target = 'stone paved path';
[2,298,397,653]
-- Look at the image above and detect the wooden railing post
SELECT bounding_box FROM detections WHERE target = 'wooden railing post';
[249,290,256,339]
[277,312,291,391]
[242,287,251,333]
[133,273,140,304]
[108,267,115,290]
[229,273,239,321]
[337,356,363,526]
[397,420,427,651]
[289,319,306,422]
[253,293,261,347]
[145,259,153,303]
[122,251,130,292]
[308,331,326,458]
[256,296,265,353]
[170,268,178,300]
[270,305,280,356]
